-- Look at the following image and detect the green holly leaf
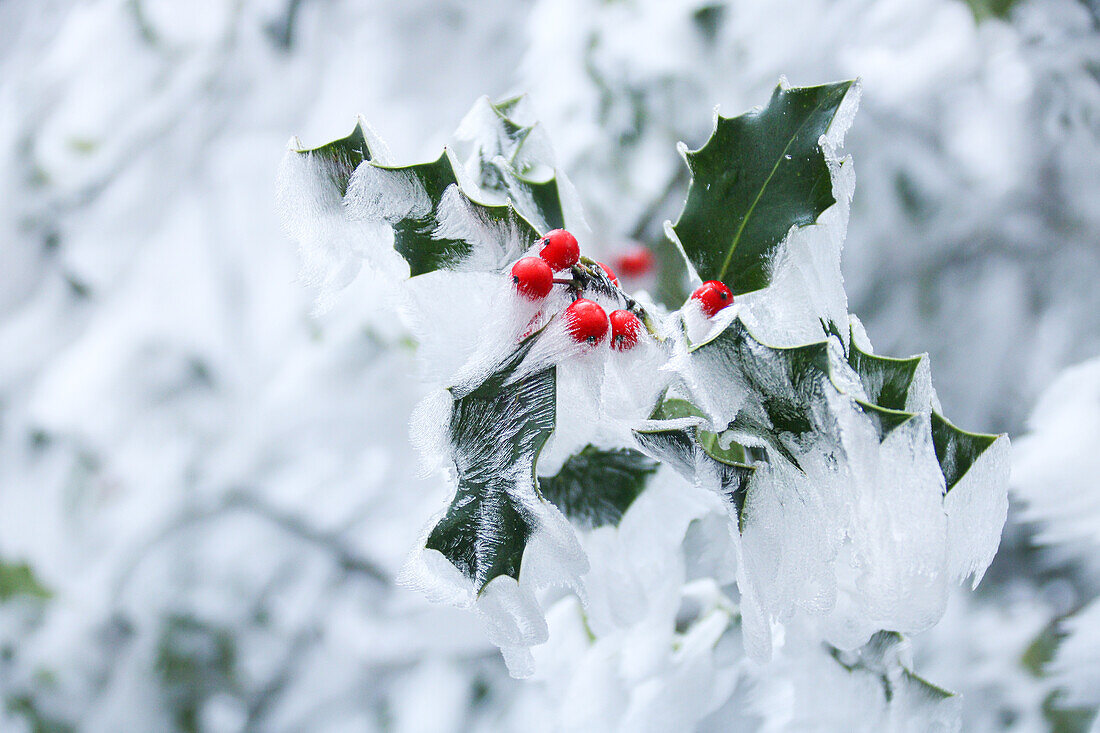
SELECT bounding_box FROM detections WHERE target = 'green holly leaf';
[499,166,567,234]
[354,151,543,278]
[538,445,658,529]
[0,560,52,603]
[635,397,756,529]
[459,95,567,233]
[691,317,835,438]
[930,411,1000,493]
[291,119,372,197]
[425,336,556,591]
[670,80,855,295]
[649,396,754,464]
[847,335,926,413]
[687,318,923,466]
[855,401,922,442]
[829,631,957,703]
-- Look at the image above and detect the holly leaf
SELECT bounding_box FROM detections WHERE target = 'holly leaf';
[538,445,658,529]
[290,119,372,197]
[670,80,855,295]
[691,317,835,437]
[0,560,51,603]
[689,318,920,451]
[930,411,1000,493]
[425,336,556,591]
[847,336,926,413]
[829,632,957,704]
[635,397,756,529]
[498,165,567,234]
[351,151,542,277]
[649,396,754,464]
[458,95,567,233]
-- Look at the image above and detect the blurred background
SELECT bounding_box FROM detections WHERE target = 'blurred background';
[2,0,1099,730]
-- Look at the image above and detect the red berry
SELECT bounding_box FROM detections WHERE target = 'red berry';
[690,280,734,317]
[538,229,580,270]
[609,309,641,351]
[614,245,655,278]
[564,298,608,345]
[511,257,553,299]
[597,261,619,286]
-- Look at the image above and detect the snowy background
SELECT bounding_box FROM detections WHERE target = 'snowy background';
[2,0,1099,730]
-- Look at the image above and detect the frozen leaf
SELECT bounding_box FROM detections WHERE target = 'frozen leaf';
[672,315,1006,655]
[425,334,556,591]
[634,397,755,529]
[346,150,543,277]
[828,632,960,729]
[289,119,373,197]
[537,445,658,529]
[276,118,399,309]
[455,95,567,233]
[934,411,1010,587]
[846,334,929,413]
[930,411,1000,493]
[670,80,856,295]
[682,316,941,452]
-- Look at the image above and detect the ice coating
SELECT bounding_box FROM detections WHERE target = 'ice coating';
[665,311,1006,659]
[529,473,736,728]
[750,631,961,733]
[942,434,1010,588]
[819,406,949,647]
[428,182,535,272]
[345,161,433,223]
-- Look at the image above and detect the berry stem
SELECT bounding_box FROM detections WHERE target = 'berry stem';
[571,257,665,339]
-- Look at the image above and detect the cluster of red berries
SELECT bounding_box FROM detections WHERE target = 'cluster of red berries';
[511,230,734,349]
[510,229,640,350]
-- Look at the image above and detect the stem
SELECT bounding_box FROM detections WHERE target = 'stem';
[569,258,666,340]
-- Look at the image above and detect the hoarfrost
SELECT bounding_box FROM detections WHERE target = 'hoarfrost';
[275,142,405,312]
[427,182,533,272]
[345,161,433,222]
